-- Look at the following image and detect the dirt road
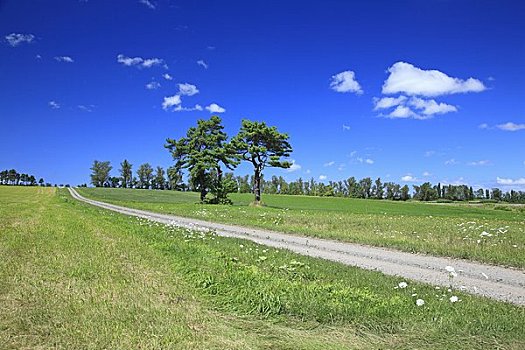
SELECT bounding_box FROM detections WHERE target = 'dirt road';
[68,187,525,305]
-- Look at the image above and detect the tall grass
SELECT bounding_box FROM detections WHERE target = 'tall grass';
[78,188,525,268]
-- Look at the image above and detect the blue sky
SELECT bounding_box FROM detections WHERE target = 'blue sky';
[1,0,524,189]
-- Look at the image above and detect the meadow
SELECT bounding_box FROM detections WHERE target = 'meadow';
[1,186,524,349]
[78,188,525,268]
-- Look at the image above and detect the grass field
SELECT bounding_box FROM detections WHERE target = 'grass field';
[78,188,525,268]
[1,186,525,349]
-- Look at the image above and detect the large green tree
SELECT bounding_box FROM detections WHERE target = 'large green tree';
[90,160,112,187]
[119,159,133,188]
[137,163,154,189]
[231,119,292,204]
[165,116,238,202]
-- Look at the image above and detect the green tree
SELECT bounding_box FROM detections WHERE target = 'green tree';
[119,159,133,188]
[400,185,410,201]
[153,166,166,190]
[231,119,292,204]
[90,161,112,187]
[165,116,238,202]
[167,166,183,190]
[137,163,154,189]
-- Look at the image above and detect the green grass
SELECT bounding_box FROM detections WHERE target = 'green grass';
[1,186,525,349]
[78,187,525,268]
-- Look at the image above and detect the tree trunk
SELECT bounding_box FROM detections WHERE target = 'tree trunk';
[254,168,261,203]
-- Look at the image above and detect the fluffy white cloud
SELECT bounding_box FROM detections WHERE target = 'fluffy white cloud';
[178,83,199,96]
[342,124,351,131]
[401,175,417,182]
[162,95,182,110]
[163,73,173,80]
[387,105,419,119]
[286,160,301,173]
[422,171,431,177]
[408,97,457,116]
[48,101,60,109]
[382,62,486,97]
[319,175,327,181]
[330,70,363,94]
[117,54,163,68]
[5,33,34,47]
[197,60,208,69]
[444,158,459,165]
[205,103,225,113]
[139,0,156,9]
[323,161,335,167]
[172,104,203,112]
[496,122,525,131]
[478,123,489,129]
[146,81,161,90]
[496,177,525,185]
[54,56,74,63]
[373,96,407,110]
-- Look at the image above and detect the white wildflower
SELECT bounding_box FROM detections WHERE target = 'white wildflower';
[398,281,408,289]
[416,299,425,306]
[450,296,459,303]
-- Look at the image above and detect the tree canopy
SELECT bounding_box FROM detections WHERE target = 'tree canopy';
[231,119,292,203]
[165,116,238,202]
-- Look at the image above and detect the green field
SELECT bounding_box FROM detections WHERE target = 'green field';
[1,186,525,349]
[78,187,525,268]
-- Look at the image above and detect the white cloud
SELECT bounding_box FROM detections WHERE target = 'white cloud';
[382,62,486,97]
[139,0,156,9]
[146,81,161,90]
[48,101,60,109]
[324,161,335,167]
[496,122,525,131]
[424,151,436,157]
[337,164,346,171]
[365,158,374,164]
[408,97,457,116]
[401,174,417,182]
[478,123,489,129]
[444,158,459,165]
[387,105,420,119]
[172,104,203,112]
[142,58,163,68]
[373,96,407,110]
[5,33,34,47]
[178,83,199,96]
[197,60,208,69]
[54,56,74,63]
[305,169,311,174]
[330,70,363,94]
[342,124,351,131]
[319,175,327,181]
[422,171,431,177]
[117,54,163,68]
[467,160,490,166]
[205,103,225,113]
[163,73,173,80]
[286,160,301,173]
[77,105,94,112]
[496,177,525,186]
[162,95,182,110]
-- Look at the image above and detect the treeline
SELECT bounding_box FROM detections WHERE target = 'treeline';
[89,160,185,190]
[0,169,48,186]
[89,162,525,204]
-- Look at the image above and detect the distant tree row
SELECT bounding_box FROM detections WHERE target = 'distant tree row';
[0,169,47,186]
[90,160,185,191]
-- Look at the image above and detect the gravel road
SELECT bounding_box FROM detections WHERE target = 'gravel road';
[68,187,525,305]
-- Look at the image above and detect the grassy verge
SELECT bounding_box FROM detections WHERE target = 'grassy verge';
[78,187,525,268]
[1,186,524,349]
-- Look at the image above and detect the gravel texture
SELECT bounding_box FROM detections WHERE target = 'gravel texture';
[69,187,525,305]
